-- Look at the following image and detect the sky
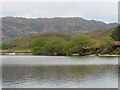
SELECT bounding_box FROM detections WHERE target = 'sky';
[1,0,119,23]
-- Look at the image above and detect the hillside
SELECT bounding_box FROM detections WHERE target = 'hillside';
[3,27,117,51]
[84,28,116,40]
[1,17,118,41]
[8,33,71,50]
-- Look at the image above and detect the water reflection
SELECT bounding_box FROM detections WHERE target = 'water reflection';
[3,65,118,88]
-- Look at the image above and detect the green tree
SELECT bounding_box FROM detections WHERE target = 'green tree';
[30,34,98,56]
[43,37,66,55]
[99,37,114,54]
[30,37,48,55]
[0,42,17,50]
[63,35,97,56]
[63,41,77,55]
[111,26,120,41]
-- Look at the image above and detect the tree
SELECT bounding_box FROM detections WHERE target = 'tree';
[30,34,98,56]
[99,37,114,54]
[63,35,97,56]
[111,26,120,41]
[43,37,66,55]
[63,41,78,55]
[30,37,48,55]
[0,42,17,50]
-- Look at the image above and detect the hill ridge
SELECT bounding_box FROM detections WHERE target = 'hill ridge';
[1,17,118,41]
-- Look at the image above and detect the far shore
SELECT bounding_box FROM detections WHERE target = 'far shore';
[1,52,119,57]
[71,53,119,56]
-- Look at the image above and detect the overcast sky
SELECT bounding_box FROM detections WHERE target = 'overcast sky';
[1,1,118,23]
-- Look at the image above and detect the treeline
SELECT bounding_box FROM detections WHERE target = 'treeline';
[30,34,117,56]
[111,26,120,41]
[0,42,17,50]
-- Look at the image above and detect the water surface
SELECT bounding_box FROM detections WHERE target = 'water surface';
[2,56,118,88]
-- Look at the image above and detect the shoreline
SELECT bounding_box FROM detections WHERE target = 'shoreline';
[88,54,119,57]
[1,53,119,57]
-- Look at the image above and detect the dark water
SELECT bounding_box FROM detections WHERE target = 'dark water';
[2,56,118,88]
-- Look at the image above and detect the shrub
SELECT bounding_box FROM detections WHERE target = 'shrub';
[0,42,17,50]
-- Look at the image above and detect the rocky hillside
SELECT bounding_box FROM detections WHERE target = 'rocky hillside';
[1,17,118,41]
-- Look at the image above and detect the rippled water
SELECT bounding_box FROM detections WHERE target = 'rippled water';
[2,56,118,88]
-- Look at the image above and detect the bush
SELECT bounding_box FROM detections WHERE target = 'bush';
[31,34,115,56]
[111,26,120,41]
[0,42,17,50]
[43,37,66,55]
[30,37,48,55]
[63,35,97,56]
[99,37,114,54]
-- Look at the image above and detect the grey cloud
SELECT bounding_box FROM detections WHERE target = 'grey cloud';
[2,2,118,23]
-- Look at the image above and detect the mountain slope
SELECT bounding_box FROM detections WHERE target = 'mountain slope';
[84,28,116,40]
[1,17,118,41]
[3,27,117,50]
